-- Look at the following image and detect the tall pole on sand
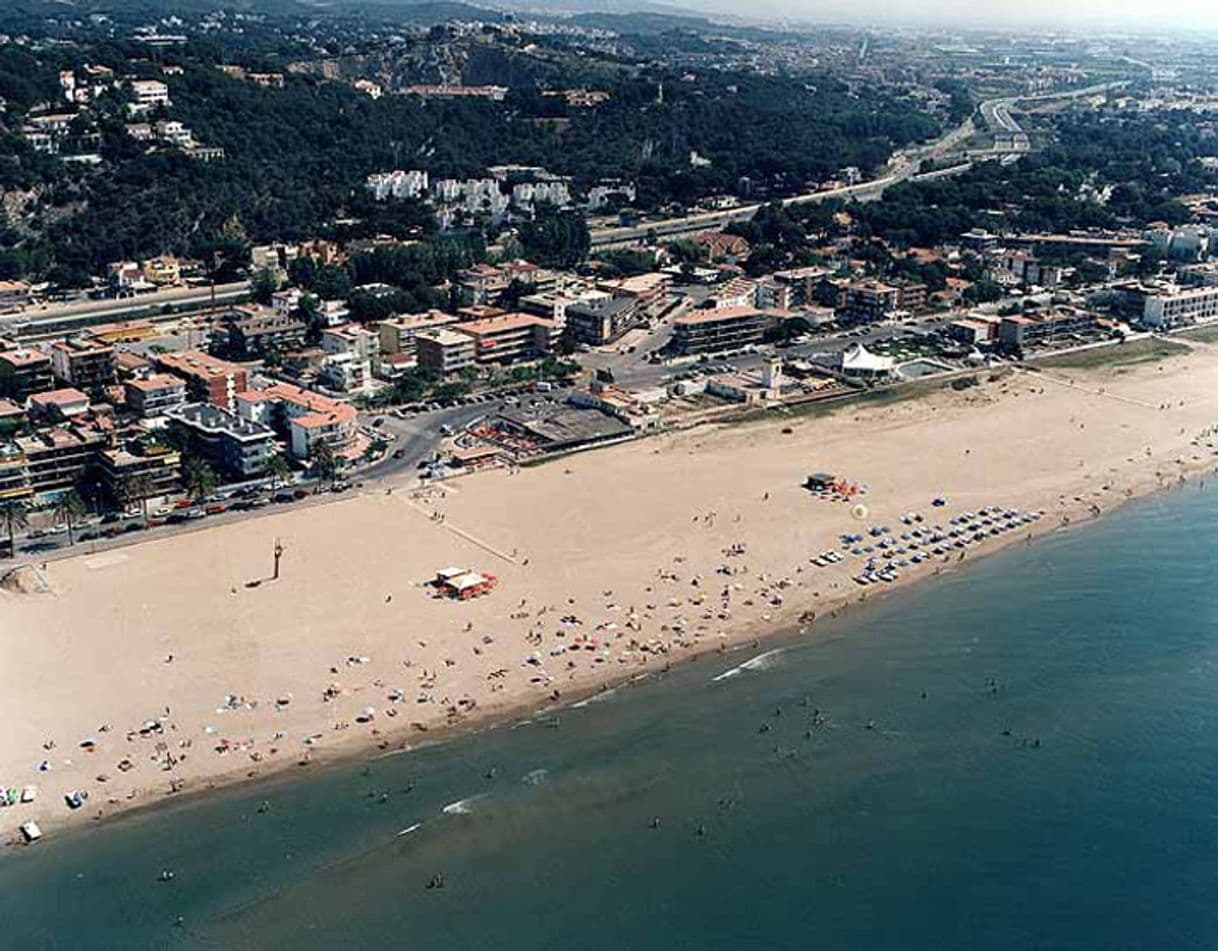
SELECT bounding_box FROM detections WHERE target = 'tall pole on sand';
[273,538,284,581]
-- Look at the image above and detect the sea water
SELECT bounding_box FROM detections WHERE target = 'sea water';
[3,484,1218,950]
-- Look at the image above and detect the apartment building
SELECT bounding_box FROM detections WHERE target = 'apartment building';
[840,281,899,324]
[49,338,114,391]
[96,442,181,504]
[670,307,773,354]
[166,402,276,479]
[893,280,928,314]
[997,309,1099,349]
[237,383,357,461]
[0,444,31,501]
[1141,285,1218,328]
[415,328,477,376]
[28,387,90,422]
[771,267,833,307]
[125,373,188,418]
[222,306,308,357]
[0,347,53,402]
[13,423,109,495]
[156,350,248,411]
[128,79,170,110]
[456,263,511,305]
[377,311,458,356]
[756,280,794,311]
[320,323,380,393]
[565,297,642,346]
[518,287,606,334]
[454,313,554,365]
[598,272,670,316]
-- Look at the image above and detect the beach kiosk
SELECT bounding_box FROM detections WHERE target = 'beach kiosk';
[804,471,838,490]
[433,567,498,600]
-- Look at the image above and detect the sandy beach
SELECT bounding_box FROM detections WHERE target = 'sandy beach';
[5,339,1218,842]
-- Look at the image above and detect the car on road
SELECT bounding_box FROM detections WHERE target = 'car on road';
[205,503,226,515]
[273,492,295,504]
[293,488,308,500]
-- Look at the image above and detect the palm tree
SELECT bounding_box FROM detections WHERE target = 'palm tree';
[265,453,292,492]
[118,473,155,524]
[52,489,86,546]
[310,440,339,489]
[0,499,30,558]
[182,458,218,502]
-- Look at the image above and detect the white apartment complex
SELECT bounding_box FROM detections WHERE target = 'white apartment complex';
[1142,285,1218,328]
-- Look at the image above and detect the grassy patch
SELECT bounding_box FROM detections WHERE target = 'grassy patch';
[1178,325,1218,345]
[721,376,956,429]
[1032,338,1189,369]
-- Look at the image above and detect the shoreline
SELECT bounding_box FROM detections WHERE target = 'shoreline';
[4,346,1218,847]
[2,477,1181,850]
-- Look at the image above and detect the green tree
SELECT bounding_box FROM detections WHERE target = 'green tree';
[310,440,340,487]
[265,453,292,491]
[0,498,29,557]
[117,473,155,524]
[518,209,591,268]
[182,458,218,501]
[251,267,280,306]
[52,490,87,546]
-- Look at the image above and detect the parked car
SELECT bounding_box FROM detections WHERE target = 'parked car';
[273,492,295,504]
[205,503,226,515]
[293,488,308,500]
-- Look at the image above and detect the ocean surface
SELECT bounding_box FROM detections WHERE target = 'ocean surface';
[4,485,1218,950]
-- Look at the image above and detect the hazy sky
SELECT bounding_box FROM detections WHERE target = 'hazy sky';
[681,0,1218,32]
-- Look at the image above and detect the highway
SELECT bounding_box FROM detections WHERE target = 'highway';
[586,102,988,249]
[587,81,1128,250]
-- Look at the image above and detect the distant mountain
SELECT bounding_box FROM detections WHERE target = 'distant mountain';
[331,0,504,23]
[562,10,718,33]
